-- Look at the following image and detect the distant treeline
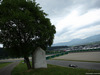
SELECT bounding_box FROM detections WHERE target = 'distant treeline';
[47,46,68,50]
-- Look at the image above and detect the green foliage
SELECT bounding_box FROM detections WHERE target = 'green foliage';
[0,0,56,57]
[12,62,100,75]
[0,48,8,59]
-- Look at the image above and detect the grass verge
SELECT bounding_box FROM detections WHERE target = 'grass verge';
[12,61,100,75]
[52,59,100,63]
[0,62,12,69]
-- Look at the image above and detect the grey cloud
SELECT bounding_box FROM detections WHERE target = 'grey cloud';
[73,21,100,32]
[36,0,100,18]
[36,0,100,43]
[85,0,100,9]
[56,21,100,38]
[36,0,76,17]
[56,27,69,36]
[73,0,100,15]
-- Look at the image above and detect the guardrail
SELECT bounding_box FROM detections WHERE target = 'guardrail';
[46,52,68,60]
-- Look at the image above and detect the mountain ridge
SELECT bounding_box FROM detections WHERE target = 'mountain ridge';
[52,34,100,46]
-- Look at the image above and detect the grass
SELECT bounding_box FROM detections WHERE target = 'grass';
[0,62,12,69]
[52,59,100,63]
[12,61,100,75]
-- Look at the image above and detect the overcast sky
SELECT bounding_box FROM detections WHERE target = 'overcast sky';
[36,0,100,44]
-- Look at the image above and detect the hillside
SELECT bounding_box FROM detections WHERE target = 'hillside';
[53,34,100,46]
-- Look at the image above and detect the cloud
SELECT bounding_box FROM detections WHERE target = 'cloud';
[36,0,100,44]
[36,0,100,17]
[36,0,73,18]
[55,8,100,33]
[53,8,100,43]
[54,25,100,44]
[70,25,100,39]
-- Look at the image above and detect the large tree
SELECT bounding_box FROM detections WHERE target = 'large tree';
[0,0,56,69]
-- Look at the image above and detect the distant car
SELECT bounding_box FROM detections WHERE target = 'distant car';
[69,64,78,68]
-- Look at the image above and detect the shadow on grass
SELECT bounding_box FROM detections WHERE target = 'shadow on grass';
[0,62,12,69]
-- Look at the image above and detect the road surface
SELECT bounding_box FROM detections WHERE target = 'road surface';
[0,61,19,75]
[47,60,100,70]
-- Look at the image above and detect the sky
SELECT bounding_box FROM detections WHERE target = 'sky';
[36,0,100,44]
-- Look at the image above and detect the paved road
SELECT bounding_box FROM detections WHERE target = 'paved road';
[0,61,19,75]
[47,60,100,70]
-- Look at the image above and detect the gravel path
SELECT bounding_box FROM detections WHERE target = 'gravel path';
[0,61,19,75]
[47,60,100,70]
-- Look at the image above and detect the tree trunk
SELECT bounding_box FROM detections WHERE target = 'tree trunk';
[32,51,35,69]
[24,56,31,70]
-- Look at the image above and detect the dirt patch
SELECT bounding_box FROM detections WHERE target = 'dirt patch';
[53,52,100,61]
